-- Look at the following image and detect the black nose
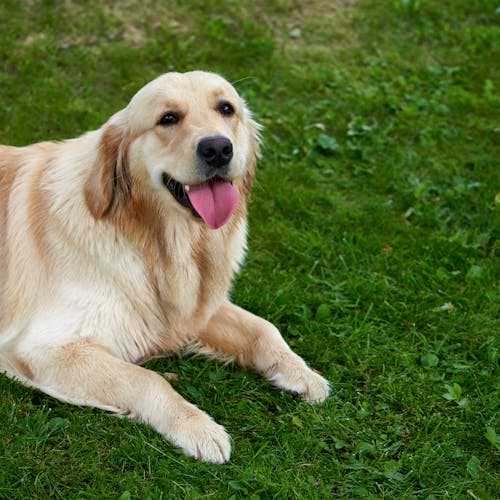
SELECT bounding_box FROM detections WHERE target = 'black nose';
[197,136,233,170]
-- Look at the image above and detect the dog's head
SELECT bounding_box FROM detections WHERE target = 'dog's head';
[84,71,261,229]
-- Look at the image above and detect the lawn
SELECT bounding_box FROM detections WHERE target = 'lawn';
[0,0,498,498]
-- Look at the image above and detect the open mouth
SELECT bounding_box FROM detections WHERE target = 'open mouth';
[162,173,240,230]
[162,173,195,212]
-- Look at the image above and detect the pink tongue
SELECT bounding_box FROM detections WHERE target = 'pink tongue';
[187,179,240,229]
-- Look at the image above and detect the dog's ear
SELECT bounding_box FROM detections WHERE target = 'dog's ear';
[242,116,262,198]
[84,123,131,219]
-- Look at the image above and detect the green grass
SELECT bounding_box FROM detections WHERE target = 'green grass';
[0,0,498,497]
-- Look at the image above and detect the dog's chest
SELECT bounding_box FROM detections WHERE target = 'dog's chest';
[153,222,247,327]
[62,218,248,361]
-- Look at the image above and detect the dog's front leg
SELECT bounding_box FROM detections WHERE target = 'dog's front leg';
[18,341,231,463]
[195,301,330,403]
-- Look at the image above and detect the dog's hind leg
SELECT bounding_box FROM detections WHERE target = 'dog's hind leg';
[14,340,231,463]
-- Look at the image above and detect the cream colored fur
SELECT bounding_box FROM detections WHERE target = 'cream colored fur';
[0,71,329,463]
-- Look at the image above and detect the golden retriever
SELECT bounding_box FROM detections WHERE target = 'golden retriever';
[0,71,329,463]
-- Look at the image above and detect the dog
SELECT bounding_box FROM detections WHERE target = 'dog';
[0,71,330,463]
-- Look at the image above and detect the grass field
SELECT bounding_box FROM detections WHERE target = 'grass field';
[0,0,498,498]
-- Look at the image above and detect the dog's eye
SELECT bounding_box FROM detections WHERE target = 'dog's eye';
[158,112,180,126]
[217,101,235,117]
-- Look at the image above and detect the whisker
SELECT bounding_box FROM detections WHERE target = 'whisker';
[231,76,256,86]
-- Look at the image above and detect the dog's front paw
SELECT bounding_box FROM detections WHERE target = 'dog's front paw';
[298,368,331,403]
[268,359,331,404]
[168,407,231,464]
